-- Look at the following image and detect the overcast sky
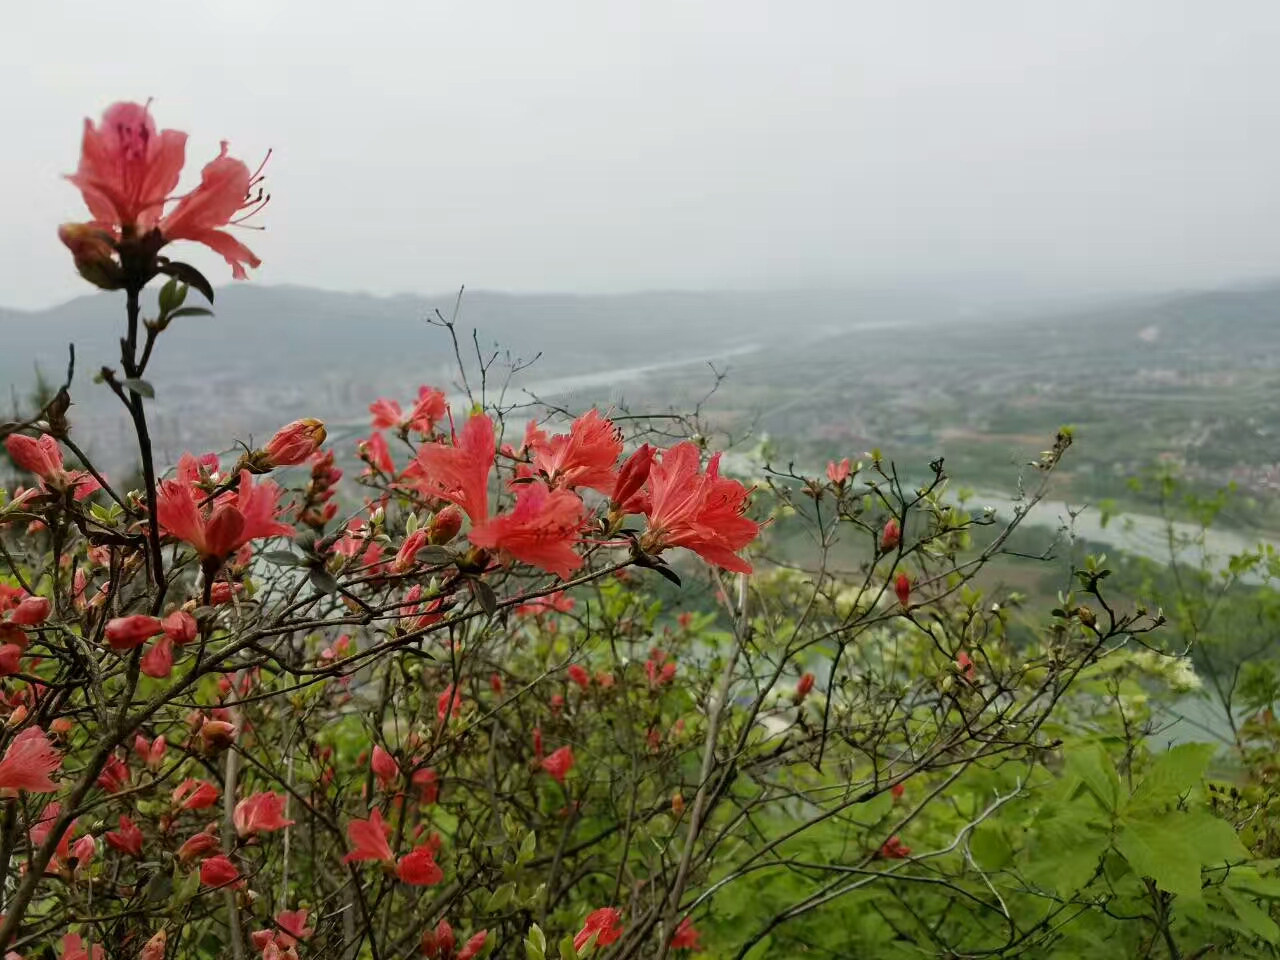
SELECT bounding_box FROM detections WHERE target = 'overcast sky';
[3,1,1280,309]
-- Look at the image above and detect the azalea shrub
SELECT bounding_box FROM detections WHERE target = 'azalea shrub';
[1,100,1280,960]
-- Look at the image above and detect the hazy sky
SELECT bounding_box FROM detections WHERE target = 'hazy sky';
[4,1,1280,308]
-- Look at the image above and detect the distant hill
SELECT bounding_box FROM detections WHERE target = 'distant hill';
[0,284,976,400]
[0,284,967,470]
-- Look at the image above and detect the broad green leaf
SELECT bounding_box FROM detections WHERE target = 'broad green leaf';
[1180,810,1250,865]
[1127,743,1216,813]
[1116,816,1203,899]
[1224,889,1280,944]
[1066,745,1120,812]
[1051,834,1111,897]
[969,824,1012,871]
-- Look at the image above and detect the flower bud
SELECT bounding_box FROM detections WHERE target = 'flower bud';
[895,572,911,609]
[139,930,168,960]
[58,222,123,290]
[262,419,327,468]
[428,506,463,545]
[163,610,199,645]
[10,595,50,626]
[393,530,428,573]
[105,614,165,651]
[794,671,815,703]
[880,518,901,553]
[611,444,654,510]
[200,719,238,753]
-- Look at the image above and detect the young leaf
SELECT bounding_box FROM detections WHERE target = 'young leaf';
[122,379,155,399]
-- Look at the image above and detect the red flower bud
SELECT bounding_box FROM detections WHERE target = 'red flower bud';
[428,506,463,545]
[199,854,243,889]
[894,572,911,608]
[163,610,198,644]
[10,596,50,626]
[826,458,851,486]
[611,443,654,510]
[58,222,123,290]
[105,614,164,651]
[795,671,815,702]
[371,745,400,786]
[880,518,901,552]
[263,418,327,467]
[178,829,221,862]
[199,719,238,753]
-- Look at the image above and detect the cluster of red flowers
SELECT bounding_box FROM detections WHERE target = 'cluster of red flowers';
[363,405,760,579]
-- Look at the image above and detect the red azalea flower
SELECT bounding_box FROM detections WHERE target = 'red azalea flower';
[640,442,758,573]
[96,754,129,793]
[0,727,61,794]
[671,916,701,951]
[405,414,494,524]
[574,907,623,952]
[795,671,815,702]
[105,814,144,857]
[879,835,912,859]
[140,636,174,678]
[396,844,445,885]
[568,664,591,690]
[177,829,221,863]
[10,595,50,627]
[162,610,198,644]
[173,778,219,811]
[344,808,394,864]
[156,457,294,562]
[64,101,265,279]
[104,614,164,651]
[407,387,448,435]
[469,481,585,580]
[541,746,575,784]
[234,791,295,837]
[531,409,623,495]
[826,458,851,486]
[4,434,100,501]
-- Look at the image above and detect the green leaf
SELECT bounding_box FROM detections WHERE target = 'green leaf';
[1115,811,1245,901]
[1128,743,1216,813]
[1051,834,1111,897]
[486,882,515,912]
[472,579,498,617]
[158,276,186,315]
[166,306,214,320]
[261,551,303,567]
[416,545,454,565]
[1116,816,1202,899]
[1224,889,1280,944]
[528,924,547,954]
[1180,810,1250,866]
[969,824,1012,871]
[160,261,214,303]
[1066,744,1121,812]
[558,936,579,960]
[519,830,536,862]
[310,567,340,595]
[122,378,155,399]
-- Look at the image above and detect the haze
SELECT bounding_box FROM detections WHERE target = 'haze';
[4,0,1280,310]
